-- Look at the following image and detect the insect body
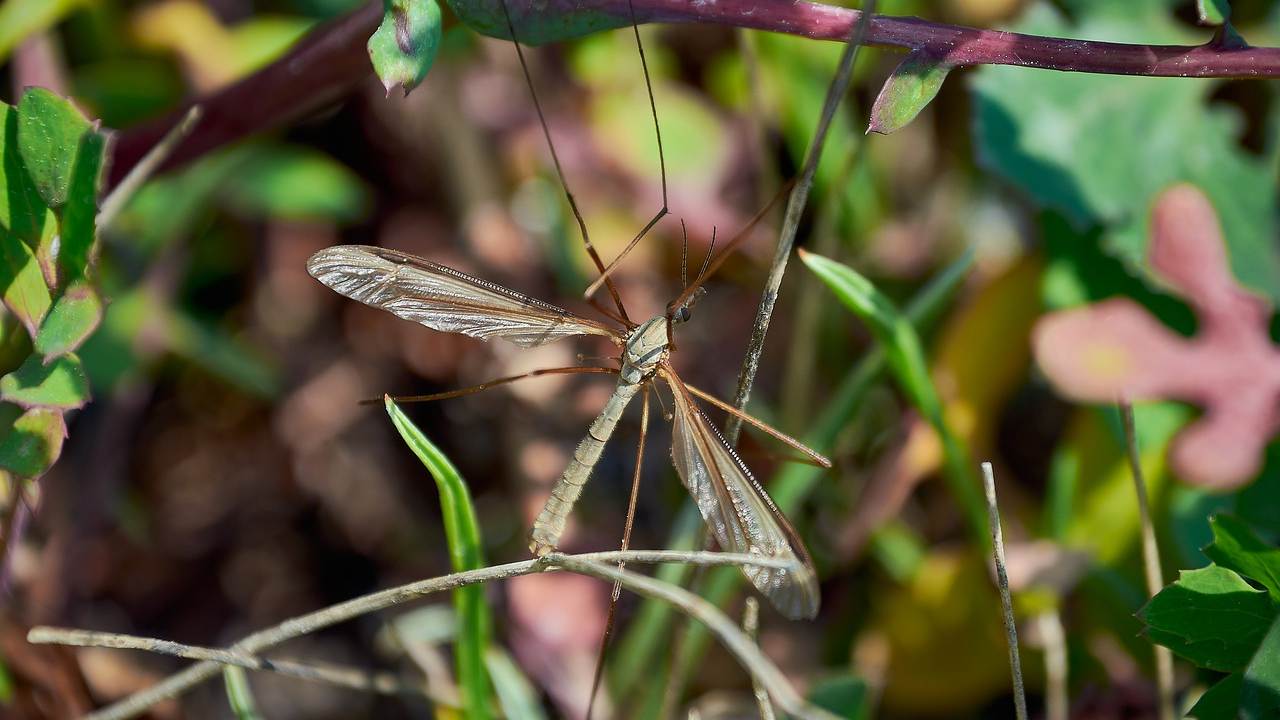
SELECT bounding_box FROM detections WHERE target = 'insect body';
[530,316,667,556]
[307,245,822,619]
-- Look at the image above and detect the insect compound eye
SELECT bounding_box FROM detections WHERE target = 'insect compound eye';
[678,306,691,323]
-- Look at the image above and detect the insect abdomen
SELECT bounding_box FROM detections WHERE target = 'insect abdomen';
[529,380,641,555]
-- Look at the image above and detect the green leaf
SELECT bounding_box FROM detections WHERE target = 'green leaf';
[58,129,106,286]
[868,51,952,135]
[1140,565,1277,672]
[0,103,54,247]
[1204,515,1280,602]
[16,88,94,210]
[0,0,85,63]
[368,0,443,95]
[445,0,629,44]
[220,145,369,222]
[485,648,548,720]
[1242,616,1280,719]
[1190,673,1242,719]
[223,666,264,720]
[808,674,871,720]
[0,406,64,477]
[384,398,493,720]
[799,248,986,539]
[0,353,89,410]
[34,282,102,359]
[0,230,52,338]
[1197,0,1229,26]
[970,4,1280,304]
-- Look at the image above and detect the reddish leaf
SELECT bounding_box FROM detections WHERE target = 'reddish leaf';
[1033,184,1280,489]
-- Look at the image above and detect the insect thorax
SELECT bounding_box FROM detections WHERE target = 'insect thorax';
[621,317,670,384]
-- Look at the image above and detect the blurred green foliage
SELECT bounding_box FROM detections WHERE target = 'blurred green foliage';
[0,89,103,480]
[0,0,1278,717]
[1141,516,1280,718]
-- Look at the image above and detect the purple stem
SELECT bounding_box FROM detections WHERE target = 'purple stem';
[108,0,1280,187]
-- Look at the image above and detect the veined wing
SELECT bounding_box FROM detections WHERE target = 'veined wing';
[663,369,820,620]
[308,245,621,347]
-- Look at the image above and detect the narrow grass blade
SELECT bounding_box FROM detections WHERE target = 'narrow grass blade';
[486,647,548,720]
[385,397,494,720]
[800,248,986,541]
[223,667,263,720]
[613,250,974,704]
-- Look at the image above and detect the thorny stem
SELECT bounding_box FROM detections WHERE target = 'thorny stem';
[59,550,809,720]
[725,0,873,444]
[981,462,1029,720]
[1119,403,1176,720]
[109,0,1280,187]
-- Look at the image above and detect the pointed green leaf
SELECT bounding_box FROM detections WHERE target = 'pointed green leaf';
[1242,617,1280,719]
[0,353,89,409]
[223,666,263,720]
[34,282,101,359]
[385,397,493,720]
[486,648,548,720]
[1140,565,1277,672]
[0,406,64,477]
[16,88,94,210]
[0,103,54,247]
[58,129,106,285]
[1198,0,1230,26]
[868,51,952,135]
[799,248,986,542]
[1204,515,1280,602]
[0,230,52,338]
[1189,673,1242,719]
[368,0,443,96]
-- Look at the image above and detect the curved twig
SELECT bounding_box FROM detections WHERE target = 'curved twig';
[108,0,1280,188]
[26,628,434,700]
[43,550,814,720]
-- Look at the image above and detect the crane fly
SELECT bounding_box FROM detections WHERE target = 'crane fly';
[306,239,828,619]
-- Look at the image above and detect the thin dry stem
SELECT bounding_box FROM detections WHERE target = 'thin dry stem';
[1037,610,1068,720]
[981,461,1029,720]
[724,0,875,444]
[27,628,432,700]
[742,598,777,720]
[52,550,806,720]
[1119,403,1176,720]
[98,106,203,230]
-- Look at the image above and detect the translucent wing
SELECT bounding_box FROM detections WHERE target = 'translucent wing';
[663,370,820,619]
[308,246,620,347]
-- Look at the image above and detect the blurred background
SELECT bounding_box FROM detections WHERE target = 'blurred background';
[1,0,1278,717]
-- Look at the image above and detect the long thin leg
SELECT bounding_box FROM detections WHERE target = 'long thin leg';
[497,0,632,326]
[680,380,830,467]
[586,389,650,720]
[582,0,669,300]
[374,366,618,405]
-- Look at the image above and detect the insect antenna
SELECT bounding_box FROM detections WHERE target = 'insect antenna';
[362,366,618,405]
[497,0,633,327]
[585,389,651,720]
[582,0,670,300]
[679,218,689,289]
[667,177,795,314]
